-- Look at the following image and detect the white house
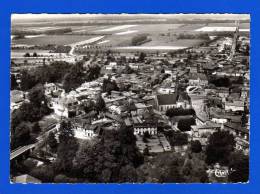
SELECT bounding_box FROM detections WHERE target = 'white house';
[44,82,64,97]
[71,121,98,139]
[189,73,208,86]
[133,124,157,135]
[225,101,244,112]
[10,90,27,111]
[132,116,157,135]
[52,94,79,118]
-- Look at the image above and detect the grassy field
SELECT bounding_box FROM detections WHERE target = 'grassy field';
[11,22,250,49]
[12,35,96,46]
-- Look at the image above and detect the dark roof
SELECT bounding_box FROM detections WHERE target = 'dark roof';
[224,122,248,133]
[157,93,177,105]
[190,73,207,81]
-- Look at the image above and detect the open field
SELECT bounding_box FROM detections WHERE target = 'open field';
[195,26,250,32]
[115,30,138,35]
[96,25,138,32]
[68,36,105,46]
[113,46,188,51]
[12,35,96,46]
[11,22,250,51]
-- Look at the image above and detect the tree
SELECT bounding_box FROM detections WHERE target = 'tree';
[30,165,55,183]
[56,121,79,173]
[172,131,188,146]
[73,127,143,182]
[137,152,185,183]
[177,118,196,132]
[228,151,249,183]
[28,84,46,106]
[24,52,30,57]
[190,140,202,153]
[47,132,58,152]
[32,122,41,133]
[122,65,134,74]
[62,62,85,92]
[54,174,78,183]
[205,131,235,165]
[138,52,146,62]
[102,78,119,94]
[95,94,106,113]
[209,76,231,87]
[118,165,138,182]
[86,65,101,80]
[20,70,37,91]
[132,34,148,46]
[166,108,195,118]
[33,52,38,57]
[11,122,34,149]
[11,74,18,90]
[143,146,150,156]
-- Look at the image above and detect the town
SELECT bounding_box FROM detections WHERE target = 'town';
[10,14,250,183]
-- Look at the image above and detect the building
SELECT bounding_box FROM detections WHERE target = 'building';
[191,122,221,146]
[71,119,99,139]
[189,73,208,86]
[12,174,42,183]
[10,90,27,111]
[156,93,177,112]
[130,103,152,116]
[44,82,64,97]
[132,116,157,135]
[225,100,244,112]
[52,94,79,118]
[157,86,175,94]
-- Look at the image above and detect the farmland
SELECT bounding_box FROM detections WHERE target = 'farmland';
[12,35,97,46]
[11,20,250,52]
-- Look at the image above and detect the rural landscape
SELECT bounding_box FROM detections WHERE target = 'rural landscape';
[10,14,250,183]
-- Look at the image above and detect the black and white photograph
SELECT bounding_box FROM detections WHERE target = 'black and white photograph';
[10,14,250,184]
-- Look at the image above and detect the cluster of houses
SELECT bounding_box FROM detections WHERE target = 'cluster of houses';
[10,32,250,159]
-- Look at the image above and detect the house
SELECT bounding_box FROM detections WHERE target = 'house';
[216,87,230,99]
[188,73,208,86]
[225,100,244,112]
[176,93,191,109]
[223,122,249,140]
[52,94,79,118]
[235,137,249,155]
[44,82,64,97]
[241,87,249,99]
[105,62,117,70]
[156,93,177,112]
[132,116,157,135]
[108,104,123,115]
[71,119,99,139]
[131,103,152,116]
[191,121,221,146]
[10,90,27,111]
[12,174,42,183]
[157,87,175,95]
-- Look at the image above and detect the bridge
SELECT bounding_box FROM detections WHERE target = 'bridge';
[10,123,57,161]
